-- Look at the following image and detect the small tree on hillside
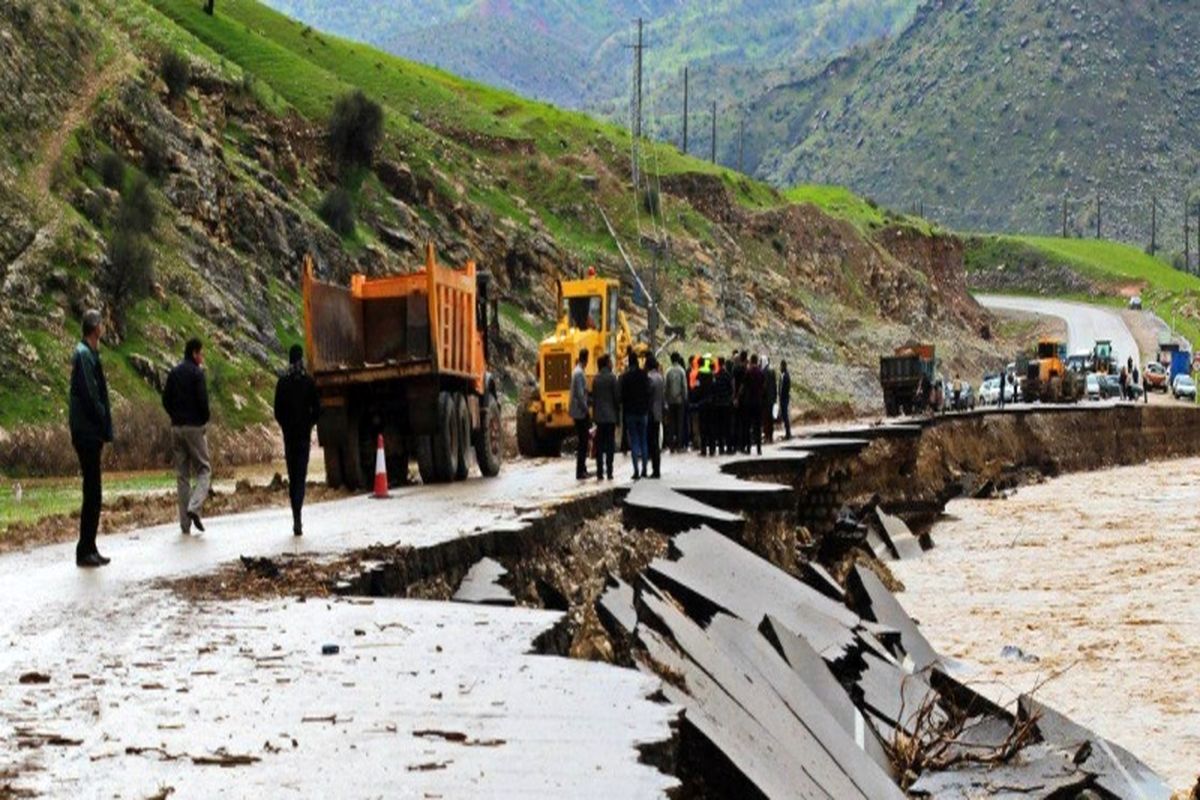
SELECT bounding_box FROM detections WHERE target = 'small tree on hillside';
[319,188,356,236]
[160,50,191,101]
[327,90,384,173]
[204,0,215,15]
[100,231,155,334]
[116,175,157,235]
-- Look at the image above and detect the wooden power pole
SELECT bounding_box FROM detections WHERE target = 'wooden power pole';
[1186,206,1191,273]
[1096,195,1101,239]
[1061,195,1068,239]
[682,67,688,155]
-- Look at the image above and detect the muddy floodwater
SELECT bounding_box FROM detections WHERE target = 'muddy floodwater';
[892,458,1200,792]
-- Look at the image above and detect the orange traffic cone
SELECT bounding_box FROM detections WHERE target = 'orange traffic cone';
[372,434,389,499]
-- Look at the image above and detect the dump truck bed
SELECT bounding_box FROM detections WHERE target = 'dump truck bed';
[303,248,484,393]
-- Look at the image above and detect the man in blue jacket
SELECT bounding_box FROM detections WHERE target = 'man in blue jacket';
[69,310,113,568]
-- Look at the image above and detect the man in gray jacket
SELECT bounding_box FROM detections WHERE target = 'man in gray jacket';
[591,353,620,480]
[569,348,590,480]
[664,353,687,453]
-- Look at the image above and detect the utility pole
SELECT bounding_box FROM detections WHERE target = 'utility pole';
[682,67,689,155]
[1061,195,1068,239]
[710,101,717,165]
[1186,203,1191,273]
[1150,195,1157,255]
[738,116,745,174]
[626,18,645,188]
[1096,195,1101,239]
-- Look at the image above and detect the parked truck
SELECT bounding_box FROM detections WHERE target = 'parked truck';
[517,267,638,457]
[303,245,503,489]
[879,344,936,416]
[1169,349,1193,384]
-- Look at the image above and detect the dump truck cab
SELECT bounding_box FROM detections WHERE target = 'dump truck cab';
[304,244,503,489]
[517,268,635,457]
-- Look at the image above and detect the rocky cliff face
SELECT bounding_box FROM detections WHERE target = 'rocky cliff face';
[0,0,1001,466]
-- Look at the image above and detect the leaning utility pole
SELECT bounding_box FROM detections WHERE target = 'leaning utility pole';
[710,101,717,165]
[682,67,689,155]
[1095,195,1101,239]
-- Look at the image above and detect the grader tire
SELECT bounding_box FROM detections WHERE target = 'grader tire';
[453,393,471,482]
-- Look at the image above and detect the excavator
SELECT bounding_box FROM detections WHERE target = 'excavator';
[517,268,642,457]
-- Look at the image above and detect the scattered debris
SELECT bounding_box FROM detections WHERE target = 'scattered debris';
[321,644,339,656]
[17,672,50,685]
[1000,644,1040,663]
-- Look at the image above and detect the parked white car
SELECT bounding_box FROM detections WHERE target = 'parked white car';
[1171,374,1196,401]
[1085,373,1101,400]
[979,376,1015,405]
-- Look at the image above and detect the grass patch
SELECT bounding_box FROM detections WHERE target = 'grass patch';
[0,471,175,533]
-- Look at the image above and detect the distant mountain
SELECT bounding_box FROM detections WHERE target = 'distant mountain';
[261,0,918,110]
[744,0,1200,253]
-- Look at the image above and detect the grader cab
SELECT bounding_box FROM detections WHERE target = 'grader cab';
[516,268,637,457]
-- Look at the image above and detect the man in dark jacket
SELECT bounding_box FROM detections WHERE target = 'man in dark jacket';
[762,357,778,444]
[619,347,651,479]
[69,310,113,568]
[163,338,212,534]
[730,351,747,453]
[591,353,620,480]
[743,355,766,456]
[695,356,714,456]
[712,357,734,455]
[778,360,792,440]
[274,345,321,535]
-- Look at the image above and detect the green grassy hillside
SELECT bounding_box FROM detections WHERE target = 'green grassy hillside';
[966,234,1200,348]
[748,0,1200,254]
[0,0,995,476]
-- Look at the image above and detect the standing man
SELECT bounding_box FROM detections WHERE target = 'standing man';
[274,345,320,536]
[743,354,766,456]
[647,354,665,479]
[69,310,113,568]
[696,355,715,456]
[713,357,734,455]
[664,353,687,453]
[762,357,778,444]
[778,360,792,439]
[163,338,212,534]
[592,354,620,481]
[620,347,651,480]
[997,371,1006,410]
[569,348,590,480]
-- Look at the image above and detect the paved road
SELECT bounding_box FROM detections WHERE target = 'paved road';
[977,294,1141,368]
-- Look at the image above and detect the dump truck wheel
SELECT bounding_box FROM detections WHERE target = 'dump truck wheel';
[516,386,541,458]
[1049,377,1062,403]
[323,445,345,490]
[476,392,503,477]
[416,437,436,484]
[342,410,367,492]
[453,393,471,481]
[431,390,460,483]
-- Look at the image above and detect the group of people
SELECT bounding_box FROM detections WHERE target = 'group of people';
[68,310,320,568]
[569,347,792,482]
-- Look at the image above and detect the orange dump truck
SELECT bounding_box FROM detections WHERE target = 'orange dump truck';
[302,244,503,489]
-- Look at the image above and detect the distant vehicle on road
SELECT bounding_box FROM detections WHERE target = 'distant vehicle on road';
[1100,375,1123,400]
[880,344,937,416]
[979,376,1014,406]
[1172,374,1196,401]
[1085,373,1102,401]
[948,381,975,411]
[1169,350,1193,385]
[1143,362,1169,392]
[1066,353,1089,373]
[1128,296,1142,310]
